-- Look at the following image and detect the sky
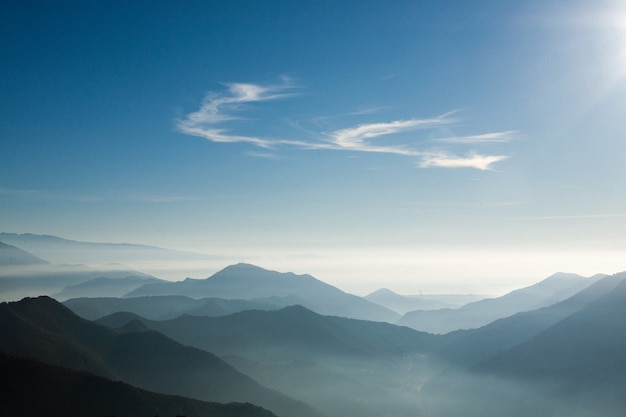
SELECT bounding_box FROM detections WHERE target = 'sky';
[2,0,626,295]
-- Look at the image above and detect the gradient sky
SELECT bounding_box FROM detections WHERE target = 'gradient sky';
[2,0,626,294]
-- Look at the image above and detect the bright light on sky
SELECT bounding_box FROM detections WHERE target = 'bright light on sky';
[1,0,625,294]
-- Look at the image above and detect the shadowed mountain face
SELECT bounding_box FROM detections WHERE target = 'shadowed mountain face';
[0,352,277,417]
[127,263,399,322]
[0,297,323,417]
[398,272,604,333]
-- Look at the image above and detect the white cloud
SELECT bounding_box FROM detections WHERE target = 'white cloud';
[177,81,513,171]
[418,152,509,170]
[325,117,450,154]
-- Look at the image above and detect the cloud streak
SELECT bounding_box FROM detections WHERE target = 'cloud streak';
[177,81,513,171]
[418,152,510,171]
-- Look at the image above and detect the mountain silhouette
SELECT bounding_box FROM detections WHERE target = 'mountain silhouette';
[127,263,399,321]
[0,296,324,417]
[0,352,277,417]
[398,272,603,333]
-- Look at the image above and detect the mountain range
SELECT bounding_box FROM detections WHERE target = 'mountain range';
[397,272,604,333]
[2,232,626,417]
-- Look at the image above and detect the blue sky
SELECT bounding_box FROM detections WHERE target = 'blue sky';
[2,0,626,294]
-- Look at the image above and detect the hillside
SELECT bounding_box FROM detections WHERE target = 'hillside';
[0,296,324,417]
[0,352,277,417]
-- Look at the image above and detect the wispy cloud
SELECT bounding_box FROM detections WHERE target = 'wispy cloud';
[418,152,510,171]
[323,117,451,155]
[177,81,514,171]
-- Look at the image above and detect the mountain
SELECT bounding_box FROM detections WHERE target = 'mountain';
[127,263,399,322]
[0,232,213,264]
[455,275,626,416]
[0,296,324,417]
[97,304,437,360]
[397,272,604,333]
[365,288,485,314]
[437,272,626,366]
[0,352,277,417]
[478,275,626,389]
[64,295,281,321]
[0,241,49,266]
[97,305,439,417]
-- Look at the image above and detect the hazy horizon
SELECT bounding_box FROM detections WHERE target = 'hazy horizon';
[2,1,625,296]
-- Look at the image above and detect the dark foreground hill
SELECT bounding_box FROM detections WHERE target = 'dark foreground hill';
[0,352,276,417]
[127,263,399,322]
[0,297,323,417]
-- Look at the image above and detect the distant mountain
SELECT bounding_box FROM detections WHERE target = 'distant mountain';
[0,232,213,264]
[127,263,399,322]
[0,296,324,417]
[437,273,626,366]
[475,275,626,414]
[1,352,277,417]
[64,295,281,321]
[54,275,166,300]
[0,241,48,266]
[365,288,485,314]
[397,272,604,333]
[0,261,163,302]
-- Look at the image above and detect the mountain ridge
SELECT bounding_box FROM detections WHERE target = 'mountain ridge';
[127,263,399,322]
